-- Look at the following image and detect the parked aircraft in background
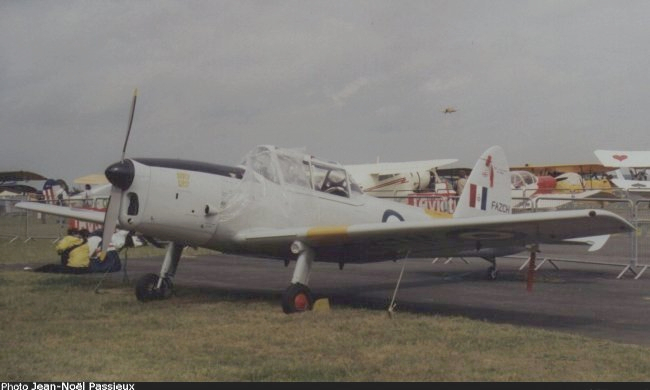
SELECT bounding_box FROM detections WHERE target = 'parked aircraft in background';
[510,163,615,192]
[0,170,47,196]
[0,170,47,183]
[508,163,619,210]
[594,150,650,196]
[14,90,635,313]
[345,158,459,216]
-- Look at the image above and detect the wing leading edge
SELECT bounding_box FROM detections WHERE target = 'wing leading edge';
[15,202,105,224]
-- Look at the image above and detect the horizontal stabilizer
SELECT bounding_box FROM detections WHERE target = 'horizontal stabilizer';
[564,235,610,252]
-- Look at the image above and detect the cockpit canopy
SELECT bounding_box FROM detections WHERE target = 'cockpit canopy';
[242,145,362,197]
[510,170,538,189]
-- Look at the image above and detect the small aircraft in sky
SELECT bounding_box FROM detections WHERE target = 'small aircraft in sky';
[15,91,634,313]
[443,107,457,114]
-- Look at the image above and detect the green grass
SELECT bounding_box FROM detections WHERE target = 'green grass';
[2,270,650,381]
[3,217,650,381]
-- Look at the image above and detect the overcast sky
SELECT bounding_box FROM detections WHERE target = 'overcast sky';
[2,1,649,187]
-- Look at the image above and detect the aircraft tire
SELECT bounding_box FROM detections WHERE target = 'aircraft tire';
[281,283,313,314]
[158,277,174,299]
[135,273,164,302]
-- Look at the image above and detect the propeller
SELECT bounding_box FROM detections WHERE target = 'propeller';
[101,88,138,252]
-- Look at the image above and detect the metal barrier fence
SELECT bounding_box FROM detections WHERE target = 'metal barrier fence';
[0,196,109,243]
[2,193,649,278]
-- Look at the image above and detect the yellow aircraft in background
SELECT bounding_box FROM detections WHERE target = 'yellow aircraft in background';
[510,163,615,192]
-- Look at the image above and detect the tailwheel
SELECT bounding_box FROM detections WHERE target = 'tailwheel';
[281,283,313,314]
[487,266,498,281]
[135,273,173,302]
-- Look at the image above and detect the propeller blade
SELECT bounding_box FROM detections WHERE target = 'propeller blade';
[101,186,122,252]
[121,88,138,162]
[102,88,138,252]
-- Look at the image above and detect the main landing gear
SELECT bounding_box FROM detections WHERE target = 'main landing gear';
[282,241,316,314]
[135,242,184,302]
[282,283,313,313]
[133,239,318,314]
[484,256,498,280]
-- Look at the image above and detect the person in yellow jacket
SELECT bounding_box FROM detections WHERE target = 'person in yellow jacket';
[32,228,91,274]
[56,228,90,268]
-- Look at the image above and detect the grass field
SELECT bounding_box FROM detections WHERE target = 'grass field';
[2,237,650,382]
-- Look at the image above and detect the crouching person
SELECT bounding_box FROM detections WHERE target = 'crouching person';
[87,230,122,273]
[33,228,91,274]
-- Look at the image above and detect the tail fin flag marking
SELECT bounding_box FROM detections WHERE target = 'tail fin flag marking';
[468,184,488,210]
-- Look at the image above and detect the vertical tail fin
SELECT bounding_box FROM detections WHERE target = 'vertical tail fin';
[454,146,511,218]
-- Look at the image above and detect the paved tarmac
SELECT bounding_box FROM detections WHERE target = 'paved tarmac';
[96,233,650,347]
[8,234,650,347]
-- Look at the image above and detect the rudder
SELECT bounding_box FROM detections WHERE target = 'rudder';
[454,146,511,218]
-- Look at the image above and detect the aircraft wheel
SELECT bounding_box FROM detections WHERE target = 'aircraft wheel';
[281,283,313,314]
[136,273,165,302]
[158,277,174,299]
[487,266,498,281]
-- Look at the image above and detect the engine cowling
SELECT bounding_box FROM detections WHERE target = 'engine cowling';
[536,175,557,194]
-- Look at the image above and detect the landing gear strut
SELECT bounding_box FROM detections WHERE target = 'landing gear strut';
[282,241,315,314]
[487,265,498,280]
[484,256,498,280]
[135,242,183,302]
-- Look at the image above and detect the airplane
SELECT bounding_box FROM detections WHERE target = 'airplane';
[0,170,48,197]
[509,163,619,210]
[345,158,459,216]
[14,91,635,314]
[594,150,650,197]
[510,163,616,192]
[443,107,457,114]
[0,184,40,195]
[0,170,47,183]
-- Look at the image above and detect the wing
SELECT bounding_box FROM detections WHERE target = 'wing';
[346,159,458,177]
[0,170,48,182]
[15,201,105,224]
[595,150,650,168]
[510,164,615,175]
[233,209,634,263]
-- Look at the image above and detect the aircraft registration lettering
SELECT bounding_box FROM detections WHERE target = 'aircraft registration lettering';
[177,172,190,188]
[491,201,510,214]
